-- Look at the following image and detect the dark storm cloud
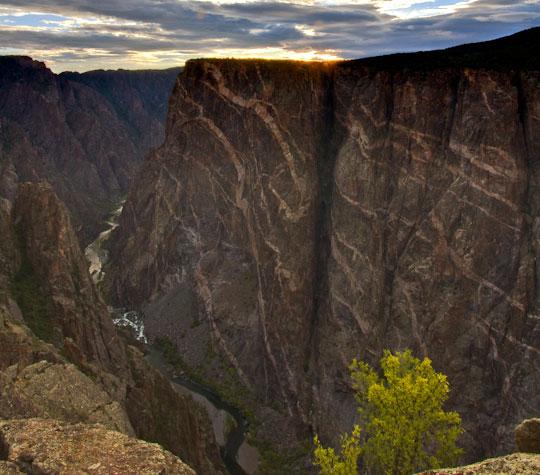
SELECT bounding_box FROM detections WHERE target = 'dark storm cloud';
[0,0,538,70]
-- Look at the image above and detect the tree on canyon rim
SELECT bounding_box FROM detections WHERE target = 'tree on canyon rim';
[313,350,463,475]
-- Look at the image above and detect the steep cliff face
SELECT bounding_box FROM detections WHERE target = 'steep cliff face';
[108,60,334,437]
[0,57,178,243]
[14,183,129,379]
[316,63,540,458]
[0,182,224,473]
[107,28,540,462]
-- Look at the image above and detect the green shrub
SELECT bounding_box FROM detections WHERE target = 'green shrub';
[313,350,463,475]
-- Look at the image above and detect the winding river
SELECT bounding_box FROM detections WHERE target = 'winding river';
[146,348,260,475]
[85,204,260,475]
[84,202,124,285]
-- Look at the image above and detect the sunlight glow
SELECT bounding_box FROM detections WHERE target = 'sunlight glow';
[295,24,318,37]
[207,47,342,61]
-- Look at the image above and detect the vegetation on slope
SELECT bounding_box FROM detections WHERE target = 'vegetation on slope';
[10,225,56,343]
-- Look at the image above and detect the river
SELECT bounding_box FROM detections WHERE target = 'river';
[146,348,260,475]
[85,202,123,285]
[84,203,260,474]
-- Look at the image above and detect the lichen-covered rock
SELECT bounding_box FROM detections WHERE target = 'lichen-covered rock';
[0,361,134,436]
[419,453,540,474]
[0,462,23,474]
[0,418,195,474]
[516,419,540,453]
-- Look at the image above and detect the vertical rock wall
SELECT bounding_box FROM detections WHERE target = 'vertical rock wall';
[107,32,540,460]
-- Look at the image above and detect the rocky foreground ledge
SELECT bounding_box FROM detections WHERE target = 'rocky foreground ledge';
[0,418,194,474]
[419,453,540,475]
[419,418,540,474]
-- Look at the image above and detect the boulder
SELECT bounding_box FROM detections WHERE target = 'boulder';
[516,418,540,453]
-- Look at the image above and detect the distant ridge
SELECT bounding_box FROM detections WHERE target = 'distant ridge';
[62,67,181,152]
[0,56,180,243]
[350,27,540,70]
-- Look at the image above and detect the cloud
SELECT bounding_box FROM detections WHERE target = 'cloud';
[0,0,538,71]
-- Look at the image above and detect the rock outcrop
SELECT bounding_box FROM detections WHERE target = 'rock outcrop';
[0,418,195,474]
[515,419,540,453]
[0,189,61,374]
[419,453,540,474]
[14,182,129,379]
[106,27,540,462]
[0,361,134,435]
[0,57,178,243]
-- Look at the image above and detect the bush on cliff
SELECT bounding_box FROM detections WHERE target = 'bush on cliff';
[313,350,463,475]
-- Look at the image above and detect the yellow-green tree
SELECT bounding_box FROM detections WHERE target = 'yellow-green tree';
[313,350,462,475]
[314,425,362,475]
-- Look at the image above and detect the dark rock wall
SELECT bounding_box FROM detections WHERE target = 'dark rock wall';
[107,30,540,461]
[317,65,540,457]
[108,60,334,431]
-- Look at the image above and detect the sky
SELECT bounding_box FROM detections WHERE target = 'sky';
[0,0,538,72]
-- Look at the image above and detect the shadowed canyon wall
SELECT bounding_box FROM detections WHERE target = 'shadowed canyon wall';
[107,29,540,463]
[63,68,178,154]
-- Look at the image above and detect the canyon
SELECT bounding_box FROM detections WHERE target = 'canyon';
[0,27,539,475]
[0,181,224,473]
[105,27,540,469]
